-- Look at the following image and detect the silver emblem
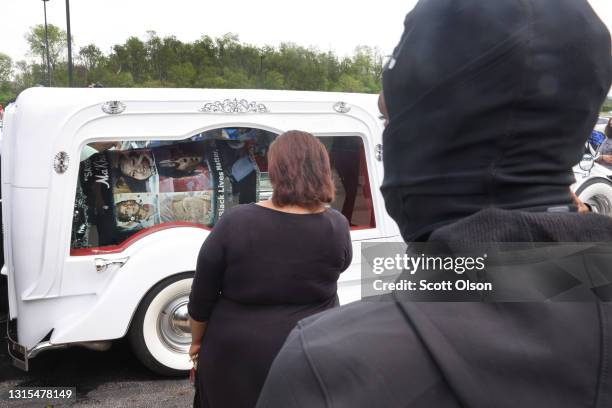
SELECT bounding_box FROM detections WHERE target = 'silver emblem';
[102,101,126,115]
[54,152,70,174]
[375,144,383,162]
[200,99,268,113]
[333,102,351,113]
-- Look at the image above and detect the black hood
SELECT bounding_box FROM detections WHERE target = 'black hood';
[381,0,612,242]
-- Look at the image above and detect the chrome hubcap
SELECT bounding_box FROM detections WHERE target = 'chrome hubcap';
[158,294,192,353]
[587,194,612,216]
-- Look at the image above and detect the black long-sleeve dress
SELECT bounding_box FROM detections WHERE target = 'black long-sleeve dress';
[188,203,352,408]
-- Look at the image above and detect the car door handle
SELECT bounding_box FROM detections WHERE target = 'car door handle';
[95,257,129,273]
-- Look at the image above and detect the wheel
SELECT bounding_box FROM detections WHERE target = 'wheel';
[128,272,193,376]
[576,178,612,216]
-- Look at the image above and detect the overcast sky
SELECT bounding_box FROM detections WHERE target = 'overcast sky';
[1,1,610,82]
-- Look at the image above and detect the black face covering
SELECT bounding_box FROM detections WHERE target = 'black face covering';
[381,0,612,242]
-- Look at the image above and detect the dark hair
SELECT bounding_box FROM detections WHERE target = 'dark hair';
[157,159,200,178]
[606,118,612,139]
[119,152,154,177]
[268,130,334,210]
[115,175,148,193]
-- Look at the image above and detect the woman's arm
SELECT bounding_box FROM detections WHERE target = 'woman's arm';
[340,216,353,272]
[187,211,232,356]
[189,319,208,360]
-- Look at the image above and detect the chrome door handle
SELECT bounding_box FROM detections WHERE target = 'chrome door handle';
[95,257,129,273]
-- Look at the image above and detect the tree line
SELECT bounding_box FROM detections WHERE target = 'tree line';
[1,25,610,113]
[0,24,384,106]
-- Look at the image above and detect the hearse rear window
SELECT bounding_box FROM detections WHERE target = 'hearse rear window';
[70,128,375,252]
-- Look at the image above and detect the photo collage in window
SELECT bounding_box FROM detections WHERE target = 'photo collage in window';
[71,129,375,251]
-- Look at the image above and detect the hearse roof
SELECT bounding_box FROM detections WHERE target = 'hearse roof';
[15,87,379,108]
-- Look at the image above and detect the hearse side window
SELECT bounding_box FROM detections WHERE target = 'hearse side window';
[70,130,374,252]
[320,136,375,230]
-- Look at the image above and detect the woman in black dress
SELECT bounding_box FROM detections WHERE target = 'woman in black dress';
[188,130,352,408]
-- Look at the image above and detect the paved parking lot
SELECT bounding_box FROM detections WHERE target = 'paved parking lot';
[0,318,194,407]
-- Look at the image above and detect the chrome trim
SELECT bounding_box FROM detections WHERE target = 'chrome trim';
[199,99,268,113]
[102,101,126,115]
[375,144,383,162]
[6,319,28,371]
[333,101,351,113]
[95,257,129,273]
[158,294,192,353]
[6,319,113,371]
[27,341,111,359]
[53,151,70,174]
[27,341,68,359]
[585,193,612,216]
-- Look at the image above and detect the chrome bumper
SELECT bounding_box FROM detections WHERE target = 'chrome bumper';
[6,318,27,371]
[6,319,68,371]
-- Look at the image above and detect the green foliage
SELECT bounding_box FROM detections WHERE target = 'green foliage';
[79,44,102,65]
[602,98,612,114]
[0,28,385,105]
[168,62,197,87]
[0,80,13,106]
[25,24,67,71]
[0,53,12,82]
[333,74,367,93]
[100,71,135,88]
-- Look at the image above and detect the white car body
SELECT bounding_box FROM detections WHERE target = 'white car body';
[2,88,400,372]
[595,117,609,133]
[573,160,612,216]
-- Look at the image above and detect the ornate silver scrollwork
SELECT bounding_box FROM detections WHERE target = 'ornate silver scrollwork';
[333,101,351,113]
[102,101,126,115]
[54,151,70,174]
[199,99,269,113]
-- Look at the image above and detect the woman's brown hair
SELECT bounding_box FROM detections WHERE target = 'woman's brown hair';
[268,130,335,210]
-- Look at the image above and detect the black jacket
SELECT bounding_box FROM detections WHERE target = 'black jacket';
[256,209,612,408]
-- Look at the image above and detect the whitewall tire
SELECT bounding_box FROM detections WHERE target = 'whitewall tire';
[128,273,193,376]
[576,178,612,216]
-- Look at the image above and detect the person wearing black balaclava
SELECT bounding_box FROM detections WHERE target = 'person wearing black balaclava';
[379,0,611,242]
[256,1,612,407]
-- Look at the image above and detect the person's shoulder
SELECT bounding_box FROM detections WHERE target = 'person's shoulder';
[430,207,612,242]
[218,204,256,219]
[212,204,256,229]
[324,208,350,226]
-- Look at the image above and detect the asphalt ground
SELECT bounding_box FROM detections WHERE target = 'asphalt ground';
[0,317,194,408]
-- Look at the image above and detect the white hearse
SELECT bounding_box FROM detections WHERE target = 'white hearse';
[573,140,612,216]
[2,88,400,375]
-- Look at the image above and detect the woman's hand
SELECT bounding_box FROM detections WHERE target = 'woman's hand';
[571,191,591,213]
[188,342,201,385]
[189,342,201,361]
